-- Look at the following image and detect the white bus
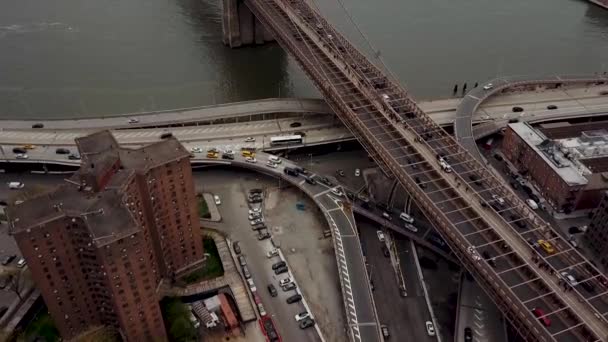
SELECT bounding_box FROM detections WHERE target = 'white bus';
[270,135,303,146]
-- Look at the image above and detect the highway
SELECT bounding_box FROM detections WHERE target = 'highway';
[242,0,608,340]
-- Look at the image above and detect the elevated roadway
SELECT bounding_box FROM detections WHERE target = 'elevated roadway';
[456,75,608,161]
[242,0,608,340]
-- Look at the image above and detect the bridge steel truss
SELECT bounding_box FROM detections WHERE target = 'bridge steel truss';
[245,0,608,341]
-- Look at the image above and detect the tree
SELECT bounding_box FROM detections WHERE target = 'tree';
[1,267,30,301]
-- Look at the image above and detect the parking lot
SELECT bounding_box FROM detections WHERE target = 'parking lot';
[193,168,343,342]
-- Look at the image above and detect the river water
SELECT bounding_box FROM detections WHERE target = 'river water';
[0,0,607,119]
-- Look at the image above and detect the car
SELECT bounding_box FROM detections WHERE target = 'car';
[190,147,203,153]
[128,118,139,124]
[232,241,241,255]
[257,232,271,240]
[238,255,247,267]
[483,83,493,90]
[561,272,578,286]
[245,156,257,163]
[299,317,315,329]
[268,155,281,164]
[12,147,26,154]
[491,194,505,206]
[22,144,36,150]
[267,284,278,297]
[248,208,262,215]
[512,106,524,112]
[274,266,288,275]
[355,168,361,177]
[266,161,277,168]
[266,249,279,258]
[295,311,311,322]
[404,223,418,233]
[160,132,173,139]
[425,321,435,336]
[282,282,296,291]
[15,153,28,159]
[330,187,343,197]
[537,239,555,254]
[251,224,266,231]
[222,152,234,160]
[377,230,385,242]
[303,176,317,185]
[547,104,558,110]
[248,213,262,220]
[250,218,264,225]
[279,277,292,287]
[272,261,286,270]
[247,278,257,291]
[464,327,473,342]
[32,123,44,129]
[286,294,302,304]
[68,153,80,160]
[399,212,414,224]
[382,212,392,220]
[8,182,24,189]
[248,197,262,204]
[381,325,390,338]
[242,265,251,279]
[482,251,497,268]
[244,137,255,142]
[526,199,538,209]
[1,255,16,265]
[55,148,70,154]
[211,195,221,205]
[467,246,481,261]
[532,307,551,327]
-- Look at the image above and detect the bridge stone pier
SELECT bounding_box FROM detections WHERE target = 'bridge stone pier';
[222,0,274,47]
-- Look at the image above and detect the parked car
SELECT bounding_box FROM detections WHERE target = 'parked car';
[250,218,264,225]
[354,168,361,176]
[279,278,292,287]
[399,212,414,224]
[537,239,555,254]
[242,265,251,279]
[68,153,80,160]
[330,187,343,197]
[404,224,418,233]
[267,284,278,297]
[464,327,473,341]
[1,255,16,265]
[382,212,392,220]
[238,255,247,267]
[561,272,578,286]
[299,317,315,329]
[257,232,271,240]
[295,311,311,322]
[266,249,279,258]
[286,294,302,304]
[547,104,558,110]
[512,106,524,112]
[213,195,221,205]
[15,154,28,159]
[16,258,26,268]
[282,282,296,291]
[32,123,44,129]
[233,241,241,255]
[274,266,288,275]
[55,148,70,154]
[272,261,287,270]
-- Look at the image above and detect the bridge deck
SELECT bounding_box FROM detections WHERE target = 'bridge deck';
[245,0,608,341]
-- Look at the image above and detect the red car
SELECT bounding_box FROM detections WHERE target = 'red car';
[532,308,551,327]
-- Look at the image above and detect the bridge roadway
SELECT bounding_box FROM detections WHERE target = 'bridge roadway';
[243,0,608,340]
[456,75,608,161]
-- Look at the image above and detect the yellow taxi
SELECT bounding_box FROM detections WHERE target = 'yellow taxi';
[206,150,219,159]
[22,144,36,150]
[241,149,255,158]
[537,239,555,254]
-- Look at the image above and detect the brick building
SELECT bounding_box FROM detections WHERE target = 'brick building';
[584,191,608,268]
[502,122,608,212]
[7,131,204,341]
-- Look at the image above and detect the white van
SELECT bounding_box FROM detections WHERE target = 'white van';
[399,212,414,224]
[526,199,538,210]
[268,155,282,164]
[8,182,24,189]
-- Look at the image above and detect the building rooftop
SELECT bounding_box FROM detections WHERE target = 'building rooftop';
[509,123,589,186]
[7,184,138,247]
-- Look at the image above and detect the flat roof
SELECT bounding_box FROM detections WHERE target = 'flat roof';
[509,123,589,186]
